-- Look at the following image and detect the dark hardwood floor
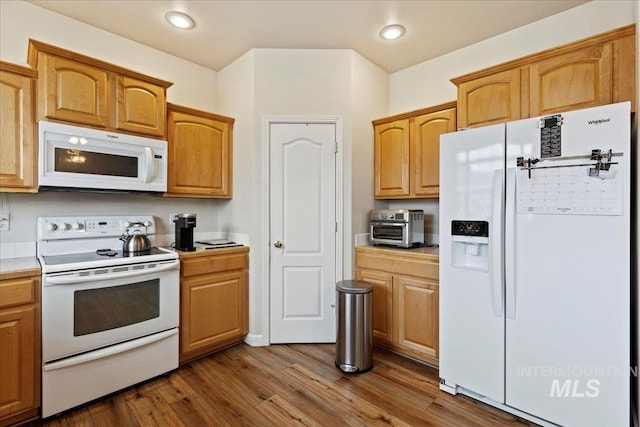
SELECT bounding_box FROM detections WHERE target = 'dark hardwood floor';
[39,344,537,426]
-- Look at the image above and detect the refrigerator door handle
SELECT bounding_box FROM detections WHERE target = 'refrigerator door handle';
[505,168,516,320]
[491,169,503,317]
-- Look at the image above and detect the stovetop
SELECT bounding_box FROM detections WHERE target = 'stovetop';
[37,215,178,274]
[42,247,170,266]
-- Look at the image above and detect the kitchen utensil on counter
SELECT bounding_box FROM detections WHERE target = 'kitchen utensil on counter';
[120,221,152,253]
[174,213,196,251]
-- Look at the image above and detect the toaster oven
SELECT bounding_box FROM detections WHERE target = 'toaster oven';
[370,209,424,248]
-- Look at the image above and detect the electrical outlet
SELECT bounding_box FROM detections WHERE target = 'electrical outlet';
[0,214,10,232]
[169,213,178,224]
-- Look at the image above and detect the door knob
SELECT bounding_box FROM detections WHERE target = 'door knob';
[274,240,283,248]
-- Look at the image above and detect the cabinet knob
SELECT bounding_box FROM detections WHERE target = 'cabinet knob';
[274,240,283,248]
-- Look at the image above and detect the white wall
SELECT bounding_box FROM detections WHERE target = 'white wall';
[216,51,260,338]
[0,1,220,256]
[244,48,353,345]
[216,51,256,235]
[350,51,389,256]
[389,1,635,114]
[217,48,388,344]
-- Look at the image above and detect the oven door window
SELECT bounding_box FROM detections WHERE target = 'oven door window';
[74,279,159,336]
[372,224,405,240]
[55,147,138,178]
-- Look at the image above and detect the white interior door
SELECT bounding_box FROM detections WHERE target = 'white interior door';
[269,122,337,343]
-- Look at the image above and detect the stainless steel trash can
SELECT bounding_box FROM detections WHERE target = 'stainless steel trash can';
[335,280,373,373]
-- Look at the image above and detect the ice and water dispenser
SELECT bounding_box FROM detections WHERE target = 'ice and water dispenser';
[451,220,489,271]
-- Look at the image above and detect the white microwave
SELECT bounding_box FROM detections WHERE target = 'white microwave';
[38,121,168,192]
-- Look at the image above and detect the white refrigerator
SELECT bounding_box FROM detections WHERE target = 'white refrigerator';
[439,102,631,426]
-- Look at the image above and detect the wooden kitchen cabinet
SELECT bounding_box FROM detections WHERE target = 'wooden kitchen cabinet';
[178,247,249,364]
[114,75,167,137]
[0,274,41,427]
[373,101,456,199]
[411,107,457,197]
[37,54,109,128]
[455,68,521,128]
[357,269,393,344]
[452,24,635,129]
[355,246,439,365]
[27,39,172,138]
[0,62,38,193]
[394,276,438,360]
[528,43,614,117]
[165,104,234,198]
[373,119,410,198]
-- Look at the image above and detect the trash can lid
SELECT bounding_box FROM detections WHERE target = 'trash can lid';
[336,280,372,294]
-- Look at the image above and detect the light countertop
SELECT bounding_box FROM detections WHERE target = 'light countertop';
[165,244,249,259]
[0,257,41,280]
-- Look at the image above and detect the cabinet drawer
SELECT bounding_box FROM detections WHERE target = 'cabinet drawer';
[181,253,247,278]
[357,252,438,281]
[0,277,37,308]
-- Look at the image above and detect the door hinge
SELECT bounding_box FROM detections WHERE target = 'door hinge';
[335,222,338,232]
[335,142,338,153]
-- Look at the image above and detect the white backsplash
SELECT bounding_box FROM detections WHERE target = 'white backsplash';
[0,241,36,259]
[387,199,440,245]
[355,233,370,246]
[157,231,250,248]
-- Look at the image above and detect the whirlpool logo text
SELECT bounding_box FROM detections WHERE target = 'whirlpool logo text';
[587,118,611,125]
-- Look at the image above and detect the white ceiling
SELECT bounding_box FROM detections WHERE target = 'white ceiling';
[26,0,590,73]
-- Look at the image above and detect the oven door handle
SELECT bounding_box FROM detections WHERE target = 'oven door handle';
[45,260,180,285]
[43,328,178,372]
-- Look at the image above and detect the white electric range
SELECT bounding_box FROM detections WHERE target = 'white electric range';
[37,215,179,418]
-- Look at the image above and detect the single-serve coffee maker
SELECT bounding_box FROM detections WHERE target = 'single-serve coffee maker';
[174,213,196,251]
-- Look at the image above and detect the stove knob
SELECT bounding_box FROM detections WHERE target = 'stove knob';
[71,222,83,230]
[143,220,151,227]
[60,222,71,231]
[46,223,58,231]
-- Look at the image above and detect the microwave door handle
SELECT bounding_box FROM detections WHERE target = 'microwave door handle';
[143,147,154,183]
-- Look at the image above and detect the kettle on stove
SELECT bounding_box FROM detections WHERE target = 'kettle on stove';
[120,221,152,253]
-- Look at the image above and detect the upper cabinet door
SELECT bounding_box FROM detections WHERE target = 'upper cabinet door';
[166,105,234,198]
[452,25,635,127]
[374,120,410,198]
[28,39,173,138]
[528,44,613,117]
[0,63,37,193]
[456,68,521,129]
[412,107,456,198]
[40,55,108,127]
[114,76,166,137]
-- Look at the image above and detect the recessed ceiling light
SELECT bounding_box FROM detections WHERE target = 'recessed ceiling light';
[165,11,195,30]
[379,24,405,40]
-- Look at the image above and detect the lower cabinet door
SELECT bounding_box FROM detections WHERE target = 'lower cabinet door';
[394,276,439,359]
[180,270,247,362]
[357,269,393,344]
[0,305,37,419]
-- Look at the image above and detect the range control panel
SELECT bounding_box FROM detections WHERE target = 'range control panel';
[451,220,489,237]
[37,215,155,240]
